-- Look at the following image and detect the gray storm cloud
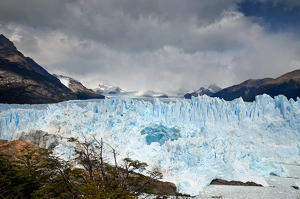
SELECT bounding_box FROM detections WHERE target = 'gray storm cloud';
[0,0,299,92]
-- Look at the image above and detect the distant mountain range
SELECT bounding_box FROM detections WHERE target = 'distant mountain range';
[212,70,300,101]
[93,84,169,98]
[137,90,169,98]
[184,84,222,99]
[1,34,300,103]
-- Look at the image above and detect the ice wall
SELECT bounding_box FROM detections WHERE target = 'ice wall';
[1,94,300,195]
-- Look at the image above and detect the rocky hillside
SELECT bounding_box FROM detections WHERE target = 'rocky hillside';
[0,140,37,159]
[211,78,273,101]
[0,34,78,104]
[212,70,300,101]
[54,74,104,100]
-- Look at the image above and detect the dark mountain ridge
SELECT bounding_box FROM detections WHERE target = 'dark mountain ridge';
[212,70,300,101]
[0,35,58,82]
[0,34,78,104]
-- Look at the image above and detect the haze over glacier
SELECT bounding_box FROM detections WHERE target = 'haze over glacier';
[1,94,300,195]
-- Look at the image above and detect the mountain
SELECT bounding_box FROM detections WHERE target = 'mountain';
[93,83,124,94]
[212,69,300,101]
[173,88,189,96]
[211,78,273,101]
[93,83,170,98]
[0,34,78,104]
[53,74,104,100]
[184,84,222,99]
[138,90,168,98]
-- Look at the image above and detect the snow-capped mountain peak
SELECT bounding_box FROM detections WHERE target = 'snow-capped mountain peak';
[184,83,222,99]
[206,83,222,93]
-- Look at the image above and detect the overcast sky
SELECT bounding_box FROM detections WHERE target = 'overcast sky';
[0,0,300,92]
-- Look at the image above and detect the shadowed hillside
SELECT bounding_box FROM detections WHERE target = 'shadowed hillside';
[0,34,78,104]
[212,70,300,101]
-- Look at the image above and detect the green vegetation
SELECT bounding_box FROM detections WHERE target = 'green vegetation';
[0,137,170,199]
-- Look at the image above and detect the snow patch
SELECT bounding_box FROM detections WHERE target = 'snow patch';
[59,78,69,87]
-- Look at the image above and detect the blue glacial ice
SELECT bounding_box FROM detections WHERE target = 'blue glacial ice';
[1,94,300,195]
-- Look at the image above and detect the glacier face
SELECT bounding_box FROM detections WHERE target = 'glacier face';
[1,95,300,195]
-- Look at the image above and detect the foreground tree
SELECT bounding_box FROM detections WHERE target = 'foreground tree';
[0,137,169,199]
[65,136,167,198]
[0,146,57,198]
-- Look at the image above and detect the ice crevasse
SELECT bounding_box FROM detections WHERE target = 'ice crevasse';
[0,94,300,195]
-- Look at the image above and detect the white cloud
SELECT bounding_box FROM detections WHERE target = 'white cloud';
[0,1,300,92]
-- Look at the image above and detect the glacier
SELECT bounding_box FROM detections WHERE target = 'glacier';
[0,94,300,195]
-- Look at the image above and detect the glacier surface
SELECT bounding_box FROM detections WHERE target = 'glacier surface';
[1,94,300,195]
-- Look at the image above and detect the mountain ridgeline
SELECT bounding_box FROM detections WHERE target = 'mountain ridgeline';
[1,34,299,103]
[212,70,300,102]
[0,34,104,104]
[0,34,78,104]
[184,84,222,99]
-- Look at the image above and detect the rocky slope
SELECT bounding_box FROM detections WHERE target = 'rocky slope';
[0,140,37,159]
[211,78,273,101]
[54,74,104,100]
[0,34,78,104]
[212,70,300,101]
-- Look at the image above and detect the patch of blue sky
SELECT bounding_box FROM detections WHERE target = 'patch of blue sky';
[238,0,300,33]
